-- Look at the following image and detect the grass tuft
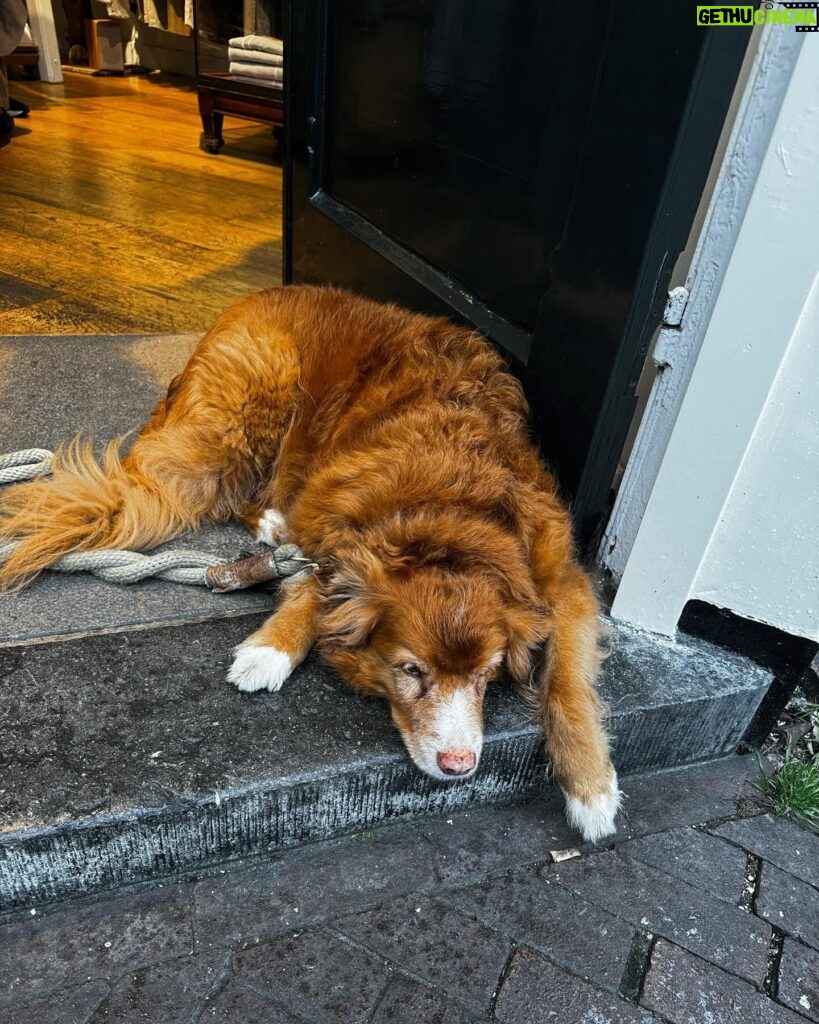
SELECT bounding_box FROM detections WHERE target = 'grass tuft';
[756,744,819,834]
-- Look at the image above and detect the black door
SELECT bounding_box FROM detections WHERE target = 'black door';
[283,0,750,544]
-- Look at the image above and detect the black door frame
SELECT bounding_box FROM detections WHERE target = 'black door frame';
[283,3,752,548]
[568,26,753,536]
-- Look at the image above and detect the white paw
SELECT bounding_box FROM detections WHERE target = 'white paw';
[255,508,288,547]
[227,642,293,693]
[563,773,622,843]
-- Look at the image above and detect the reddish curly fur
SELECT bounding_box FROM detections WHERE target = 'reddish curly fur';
[0,286,617,825]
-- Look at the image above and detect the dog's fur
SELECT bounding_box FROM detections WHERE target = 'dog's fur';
[0,286,621,840]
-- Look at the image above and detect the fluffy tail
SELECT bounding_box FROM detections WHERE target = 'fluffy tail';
[0,431,219,592]
[0,288,311,593]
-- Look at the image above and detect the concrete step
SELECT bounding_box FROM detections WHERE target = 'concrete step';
[0,609,771,908]
[0,333,774,908]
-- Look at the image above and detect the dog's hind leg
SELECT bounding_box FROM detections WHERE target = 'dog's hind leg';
[228,574,319,692]
[237,505,290,547]
[531,531,621,842]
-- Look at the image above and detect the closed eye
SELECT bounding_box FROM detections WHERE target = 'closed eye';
[393,661,431,700]
[399,662,424,677]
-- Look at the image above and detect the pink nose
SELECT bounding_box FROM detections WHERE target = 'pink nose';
[437,749,477,776]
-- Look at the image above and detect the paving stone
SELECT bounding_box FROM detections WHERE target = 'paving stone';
[194,827,437,948]
[370,975,481,1024]
[757,862,819,950]
[544,849,770,984]
[0,886,193,1002]
[641,938,804,1024]
[199,979,302,1023]
[5,980,110,1024]
[778,938,819,1022]
[335,892,511,1012]
[621,756,756,836]
[86,950,224,1023]
[233,928,388,1024]
[494,947,650,1024]
[441,870,633,991]
[620,826,748,904]
[421,795,575,883]
[711,814,819,889]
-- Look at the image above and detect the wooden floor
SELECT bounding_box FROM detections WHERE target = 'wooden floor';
[0,71,283,334]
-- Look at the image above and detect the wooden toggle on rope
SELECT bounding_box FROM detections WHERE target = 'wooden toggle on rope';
[0,449,318,591]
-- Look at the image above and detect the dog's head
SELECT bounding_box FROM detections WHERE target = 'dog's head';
[317,544,547,780]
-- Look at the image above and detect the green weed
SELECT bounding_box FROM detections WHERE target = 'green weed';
[756,744,819,834]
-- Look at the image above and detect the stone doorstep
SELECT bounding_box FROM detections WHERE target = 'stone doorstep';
[0,611,773,909]
[0,332,777,907]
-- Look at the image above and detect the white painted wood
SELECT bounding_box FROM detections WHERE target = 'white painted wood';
[611,36,819,638]
[600,23,802,579]
[692,276,819,641]
[26,0,63,84]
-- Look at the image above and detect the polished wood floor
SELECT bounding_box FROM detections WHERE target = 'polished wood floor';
[0,71,282,334]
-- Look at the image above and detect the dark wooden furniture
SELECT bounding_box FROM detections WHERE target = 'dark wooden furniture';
[197,75,283,153]
[193,0,283,154]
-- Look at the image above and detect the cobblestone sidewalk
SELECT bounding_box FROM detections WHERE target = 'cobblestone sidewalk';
[1,756,817,1024]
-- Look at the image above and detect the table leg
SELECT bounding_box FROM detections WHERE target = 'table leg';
[198,89,224,153]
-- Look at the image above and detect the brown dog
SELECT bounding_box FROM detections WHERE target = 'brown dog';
[0,286,620,840]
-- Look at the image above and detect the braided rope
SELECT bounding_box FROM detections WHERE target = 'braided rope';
[0,448,54,484]
[0,448,317,589]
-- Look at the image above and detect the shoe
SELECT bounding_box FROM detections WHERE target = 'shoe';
[8,97,30,118]
[0,111,14,135]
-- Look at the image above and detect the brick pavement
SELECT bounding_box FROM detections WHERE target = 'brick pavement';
[1,756,817,1024]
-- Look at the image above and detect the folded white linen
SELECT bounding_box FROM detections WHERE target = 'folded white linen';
[228,61,284,81]
[231,75,283,89]
[228,34,283,55]
[227,46,283,65]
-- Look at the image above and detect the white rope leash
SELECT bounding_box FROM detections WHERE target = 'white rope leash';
[0,448,318,590]
[0,448,54,484]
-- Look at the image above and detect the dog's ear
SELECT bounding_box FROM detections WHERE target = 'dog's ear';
[318,553,385,649]
[504,603,550,684]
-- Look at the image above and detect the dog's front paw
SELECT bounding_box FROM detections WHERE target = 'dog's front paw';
[563,774,622,843]
[227,641,293,693]
[255,508,289,547]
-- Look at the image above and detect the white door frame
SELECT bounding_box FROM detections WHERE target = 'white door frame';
[607,26,817,637]
[600,21,802,582]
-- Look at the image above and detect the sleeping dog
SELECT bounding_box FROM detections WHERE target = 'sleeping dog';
[0,286,621,840]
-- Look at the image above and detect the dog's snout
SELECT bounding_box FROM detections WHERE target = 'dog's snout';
[437,749,477,776]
